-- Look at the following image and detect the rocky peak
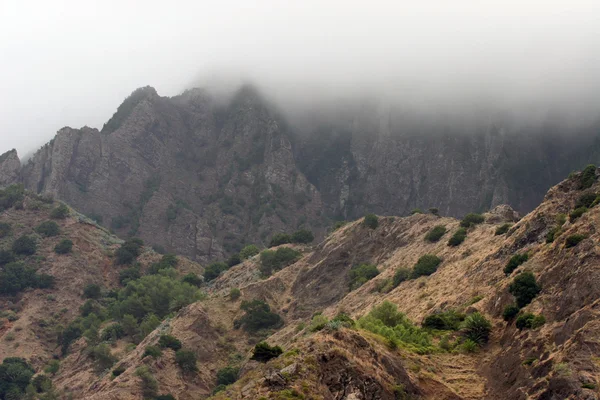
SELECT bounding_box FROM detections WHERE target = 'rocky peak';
[0,148,21,187]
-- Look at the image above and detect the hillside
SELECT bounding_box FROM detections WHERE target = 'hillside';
[1,85,599,262]
[2,166,597,399]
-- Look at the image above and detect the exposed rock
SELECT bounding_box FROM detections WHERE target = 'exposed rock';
[0,149,21,187]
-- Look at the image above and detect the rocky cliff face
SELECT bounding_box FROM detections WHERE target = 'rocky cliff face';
[3,85,598,261]
[0,149,21,187]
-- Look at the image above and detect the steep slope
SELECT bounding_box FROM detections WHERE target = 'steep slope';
[49,166,600,400]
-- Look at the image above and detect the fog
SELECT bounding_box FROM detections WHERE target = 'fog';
[1,0,599,156]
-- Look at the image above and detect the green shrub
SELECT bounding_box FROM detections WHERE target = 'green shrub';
[119,266,141,285]
[410,208,423,215]
[291,229,314,244]
[516,313,546,330]
[0,357,34,399]
[429,208,439,216]
[422,310,465,331]
[411,255,442,278]
[0,261,50,295]
[509,272,541,308]
[579,164,597,189]
[447,228,467,247]
[504,253,529,275]
[425,225,447,242]
[35,273,55,289]
[100,323,125,341]
[50,204,69,219]
[309,314,329,332]
[332,220,348,231]
[12,235,37,255]
[0,184,24,211]
[229,288,241,301]
[216,366,239,386]
[460,339,479,353]
[332,312,355,328]
[90,343,117,370]
[250,342,283,362]
[269,233,291,247]
[259,247,301,276]
[143,345,162,359]
[175,349,198,372]
[495,223,511,235]
[203,262,228,282]
[0,250,15,265]
[182,273,203,287]
[576,192,598,209]
[240,245,259,259]
[462,312,492,345]
[36,221,60,237]
[54,239,73,254]
[565,234,587,248]
[546,226,561,243]
[158,334,182,351]
[44,360,60,376]
[357,301,433,353]
[460,213,485,228]
[112,365,126,377]
[363,214,379,229]
[147,254,178,274]
[115,238,144,265]
[348,263,379,290]
[236,300,282,333]
[135,366,158,399]
[0,222,11,238]
[502,304,520,321]
[569,207,588,222]
[83,283,102,299]
[226,253,241,267]
[392,268,411,288]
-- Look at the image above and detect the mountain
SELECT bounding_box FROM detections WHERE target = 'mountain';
[2,167,600,399]
[0,85,598,263]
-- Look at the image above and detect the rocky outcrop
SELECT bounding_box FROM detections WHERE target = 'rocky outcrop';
[0,149,21,187]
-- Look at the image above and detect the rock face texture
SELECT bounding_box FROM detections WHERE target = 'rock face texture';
[2,85,599,261]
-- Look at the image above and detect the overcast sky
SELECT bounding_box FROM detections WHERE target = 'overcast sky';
[1,0,599,156]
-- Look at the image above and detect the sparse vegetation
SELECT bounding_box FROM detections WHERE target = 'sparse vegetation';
[509,272,541,308]
[229,287,241,301]
[579,164,597,189]
[425,225,447,242]
[495,223,511,235]
[54,238,73,254]
[504,253,529,275]
[411,255,442,278]
[460,213,485,228]
[250,342,283,362]
[235,300,282,333]
[447,228,467,246]
[259,247,301,276]
[565,234,587,248]
[349,263,379,290]
[569,207,587,222]
[363,213,378,229]
[136,365,158,399]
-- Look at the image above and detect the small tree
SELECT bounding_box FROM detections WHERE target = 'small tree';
[425,225,447,242]
[12,235,37,255]
[203,262,229,282]
[216,366,239,385]
[143,346,162,359]
[50,204,69,219]
[363,214,379,229]
[502,304,520,321]
[579,164,597,189]
[460,213,485,228]
[182,273,203,287]
[226,253,241,267]
[411,255,442,278]
[236,300,282,333]
[291,229,314,244]
[447,228,467,247]
[83,283,102,299]
[54,239,73,254]
[349,264,379,290]
[269,233,291,247]
[36,221,60,237]
[250,342,283,362]
[509,272,541,308]
[240,245,259,259]
[504,253,529,275]
[175,349,198,372]
[158,334,182,351]
[392,268,411,287]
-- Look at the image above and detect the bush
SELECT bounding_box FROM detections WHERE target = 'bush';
[236,300,282,333]
[429,208,439,216]
[240,245,259,259]
[309,314,329,332]
[495,223,511,235]
[460,339,479,353]
[143,345,162,359]
[50,204,69,219]
[502,304,520,321]
[147,254,178,274]
[565,234,587,248]
[229,287,241,301]
[182,273,203,287]
[112,365,126,377]
[569,207,588,222]
[54,239,73,254]
[100,323,125,341]
[509,272,541,308]
[546,226,561,243]
[269,233,291,247]
[410,208,423,215]
[422,310,465,331]
[259,247,301,276]
[175,349,198,372]
[204,262,229,282]
[0,185,24,211]
[119,266,141,285]
[0,250,15,265]
[348,263,379,290]
[36,221,60,237]
[90,343,117,370]
[83,283,102,299]
[460,213,485,228]
[0,357,34,399]
[425,225,447,242]
[462,312,492,345]
[158,335,182,351]
[44,360,60,376]
[392,268,411,288]
[250,342,283,362]
[504,253,529,275]
[0,222,11,238]
[0,262,48,295]
[579,164,597,189]
[576,192,598,209]
[226,253,241,267]
[216,366,239,386]
[135,366,158,399]
[447,228,467,247]
[411,255,442,278]
[363,214,379,229]
[516,313,546,330]
[12,235,37,255]
[291,229,314,244]
[115,238,144,265]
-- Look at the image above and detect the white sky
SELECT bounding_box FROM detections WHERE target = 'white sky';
[1,0,599,155]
